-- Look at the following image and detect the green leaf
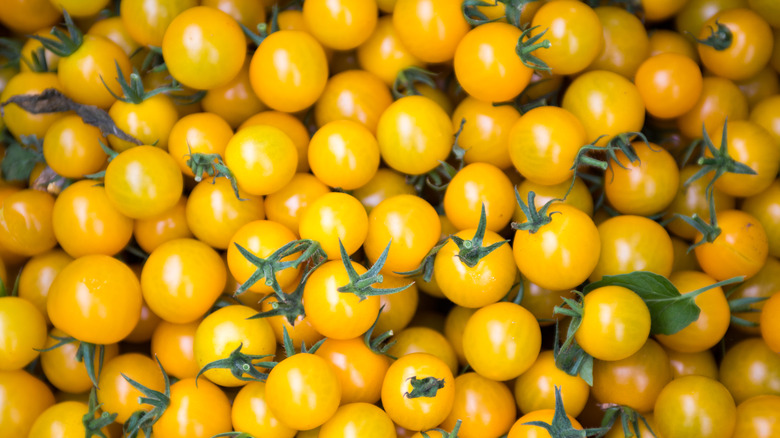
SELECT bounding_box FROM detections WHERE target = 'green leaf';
[1,142,43,181]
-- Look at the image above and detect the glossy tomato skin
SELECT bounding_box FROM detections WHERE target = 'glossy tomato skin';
[590,215,674,281]
[709,120,780,197]
[141,238,226,324]
[452,96,519,169]
[392,0,469,63]
[151,320,201,380]
[120,0,197,47]
[303,0,378,50]
[531,1,603,75]
[104,145,183,219]
[108,93,178,153]
[167,112,233,177]
[439,372,516,438]
[319,403,396,438]
[697,8,773,81]
[264,173,330,234]
[454,22,532,103]
[231,381,296,438]
[153,378,232,438]
[314,337,391,404]
[17,249,73,325]
[48,255,142,344]
[732,395,780,438]
[376,95,453,175]
[588,6,649,78]
[654,376,737,438]
[576,286,651,362]
[513,177,594,224]
[240,111,311,172]
[202,60,266,129]
[761,292,780,352]
[388,327,458,376]
[434,228,516,308]
[249,30,329,113]
[42,114,108,178]
[194,305,276,387]
[0,72,65,141]
[0,370,55,438]
[134,195,194,254]
[364,194,440,274]
[635,53,704,119]
[97,353,167,423]
[265,353,342,431]
[0,296,46,371]
[52,180,133,258]
[0,189,56,257]
[514,204,601,291]
[224,125,298,196]
[381,353,455,431]
[0,0,59,34]
[664,165,736,240]
[719,337,780,404]
[28,401,113,438]
[375,277,418,334]
[162,6,246,90]
[185,178,265,250]
[40,328,119,394]
[308,120,380,190]
[356,16,423,86]
[462,302,542,381]
[314,70,392,134]
[507,409,583,438]
[605,142,679,216]
[678,76,749,140]
[299,192,368,260]
[655,271,730,353]
[695,210,768,281]
[57,35,132,109]
[666,348,719,379]
[514,350,590,417]
[227,220,300,294]
[443,162,515,232]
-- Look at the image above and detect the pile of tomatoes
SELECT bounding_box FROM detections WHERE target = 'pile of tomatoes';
[1,0,780,437]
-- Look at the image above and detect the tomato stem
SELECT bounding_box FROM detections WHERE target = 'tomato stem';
[461,0,502,26]
[82,388,117,438]
[511,190,557,234]
[694,21,733,51]
[515,26,552,72]
[364,305,397,358]
[451,204,508,267]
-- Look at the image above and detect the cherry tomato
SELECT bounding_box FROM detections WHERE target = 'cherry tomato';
[761,292,780,352]
[308,120,380,190]
[239,111,311,173]
[264,173,330,234]
[57,35,132,109]
[298,192,368,260]
[462,302,542,381]
[0,296,46,371]
[315,336,391,404]
[513,177,594,224]
[719,337,780,404]
[451,96,518,169]
[605,141,680,215]
[392,0,469,64]
[319,402,396,438]
[388,327,458,376]
[0,370,54,437]
[507,409,583,438]
[695,209,768,281]
[152,378,232,438]
[0,189,56,257]
[151,320,201,380]
[439,372,516,438]
[530,1,604,75]
[664,165,736,241]
[514,350,590,417]
[590,215,674,281]
[576,286,651,361]
[97,353,166,423]
[0,72,65,141]
[141,238,226,324]
[303,0,378,50]
[648,29,699,60]
[225,125,298,196]
[588,6,649,78]
[732,394,780,438]
[635,54,703,119]
[654,376,737,438]
[202,0,266,29]
[17,249,73,325]
[709,120,780,197]
[314,70,393,134]
[0,0,59,34]
[40,328,119,393]
[729,257,780,333]
[42,114,107,178]
[666,348,719,379]
[134,195,193,254]
[231,381,296,438]
[443,162,515,232]
[356,16,423,86]
[167,112,233,178]
[697,8,773,81]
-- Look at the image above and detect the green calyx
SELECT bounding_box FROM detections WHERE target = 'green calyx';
[461,0,503,26]
[122,356,170,438]
[420,419,463,438]
[0,134,44,183]
[21,47,51,73]
[406,119,468,194]
[599,405,656,438]
[515,26,552,72]
[511,190,558,234]
[0,38,22,70]
[393,66,438,99]
[185,152,245,200]
[82,388,117,438]
[695,21,733,51]
[240,4,280,46]
[336,240,413,300]
[36,335,106,389]
[552,295,593,386]
[364,305,397,358]
[523,386,610,437]
[232,238,326,296]
[404,376,446,398]
[678,122,756,250]
[394,237,448,283]
[195,343,277,384]
[248,278,307,327]
[452,204,507,267]
[30,10,83,58]
[281,325,326,358]
[101,61,181,105]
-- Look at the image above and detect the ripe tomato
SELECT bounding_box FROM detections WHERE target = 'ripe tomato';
[249,30,329,113]
[298,192,368,260]
[709,120,780,197]
[697,8,773,81]
[736,66,780,108]
[0,189,56,257]
[58,35,132,109]
[162,6,246,90]
[224,125,298,196]
[109,92,178,153]
[97,353,167,423]
[120,0,197,47]
[588,6,649,78]
[514,204,601,291]
[732,394,780,438]
[508,106,586,186]
[392,0,468,63]
[29,400,114,437]
[17,249,73,325]
[134,195,194,254]
[530,1,604,75]
[729,257,780,333]
[452,96,518,169]
[439,372,516,438]
[434,227,516,308]
[666,347,719,380]
[761,292,780,352]
[314,337,391,404]
[513,177,594,224]
[52,180,133,257]
[0,72,65,140]
[201,0,266,29]
[320,403,396,438]
[303,259,380,340]
[719,337,780,404]
[590,215,674,281]
[40,329,119,394]
[185,178,265,249]
[231,381,296,438]
[303,0,378,50]
[0,0,59,34]
[462,302,542,381]
[664,165,736,240]
[152,377,232,438]
[239,111,312,173]
[202,60,267,129]
[648,29,699,60]
[562,70,645,146]
[364,194,440,274]
[264,173,330,234]
[695,210,768,281]
[42,114,107,178]
[388,327,458,376]
[376,95,453,176]
[677,76,749,140]
[0,370,54,437]
[48,255,142,344]
[443,162,515,232]
[126,297,162,344]
[514,350,590,417]
[194,305,276,387]
[141,238,226,324]
[655,271,730,353]
[576,286,651,361]
[151,320,201,380]
[454,22,532,103]
[635,53,703,119]
[167,112,233,177]
[308,120,380,190]
[314,70,393,134]
[750,94,780,144]
[381,353,455,431]
[265,353,342,430]
[0,296,46,371]
[654,376,736,438]
[104,145,183,219]
[356,16,423,86]
[374,276,418,335]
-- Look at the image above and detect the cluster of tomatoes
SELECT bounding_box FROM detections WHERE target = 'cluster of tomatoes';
[1,0,780,437]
